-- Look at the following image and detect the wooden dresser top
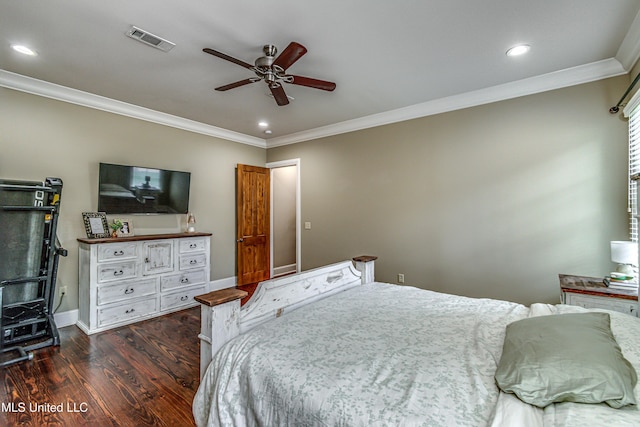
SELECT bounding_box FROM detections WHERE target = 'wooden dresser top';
[559,274,638,301]
[77,232,212,244]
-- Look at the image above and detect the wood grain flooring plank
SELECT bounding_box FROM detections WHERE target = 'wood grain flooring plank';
[0,307,200,427]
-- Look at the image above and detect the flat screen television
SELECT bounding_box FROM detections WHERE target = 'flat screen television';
[98,162,191,214]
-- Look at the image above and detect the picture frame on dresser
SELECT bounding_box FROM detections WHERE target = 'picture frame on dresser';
[82,212,110,239]
[116,219,134,237]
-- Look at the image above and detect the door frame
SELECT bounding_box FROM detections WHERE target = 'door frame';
[266,158,301,277]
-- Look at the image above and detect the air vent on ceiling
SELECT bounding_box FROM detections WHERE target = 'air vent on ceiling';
[126,26,175,52]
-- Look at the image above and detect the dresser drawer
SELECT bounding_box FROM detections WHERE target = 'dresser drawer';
[97,261,137,283]
[179,253,207,271]
[97,242,138,262]
[97,278,157,306]
[565,293,638,316]
[161,285,207,311]
[161,269,207,292]
[98,297,157,327]
[179,238,207,253]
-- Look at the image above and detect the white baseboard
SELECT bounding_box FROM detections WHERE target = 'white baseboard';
[209,276,236,291]
[54,309,78,329]
[274,264,297,277]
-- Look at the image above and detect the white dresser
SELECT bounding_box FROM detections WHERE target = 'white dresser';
[559,274,638,317]
[77,232,212,334]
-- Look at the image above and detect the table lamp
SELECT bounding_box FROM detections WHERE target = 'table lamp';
[610,241,638,279]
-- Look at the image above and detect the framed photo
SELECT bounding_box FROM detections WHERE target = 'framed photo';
[82,212,110,239]
[116,219,135,237]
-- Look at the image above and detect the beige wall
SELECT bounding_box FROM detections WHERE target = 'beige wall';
[0,87,266,313]
[267,76,631,305]
[1,74,633,312]
[272,165,297,269]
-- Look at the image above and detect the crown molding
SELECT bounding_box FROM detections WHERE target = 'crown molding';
[0,69,267,149]
[616,8,640,71]
[0,57,629,151]
[266,58,627,148]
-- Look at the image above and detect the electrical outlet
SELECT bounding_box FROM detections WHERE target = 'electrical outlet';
[398,273,405,283]
[60,286,67,295]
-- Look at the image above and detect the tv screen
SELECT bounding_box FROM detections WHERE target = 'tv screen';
[98,163,190,214]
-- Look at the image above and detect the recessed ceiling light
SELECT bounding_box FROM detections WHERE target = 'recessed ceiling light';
[12,44,37,56]
[258,121,269,127]
[264,130,273,135]
[506,44,530,57]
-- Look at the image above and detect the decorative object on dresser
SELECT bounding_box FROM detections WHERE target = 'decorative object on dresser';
[82,212,110,239]
[77,232,211,334]
[108,218,123,238]
[116,218,134,237]
[186,212,196,233]
[559,274,638,317]
[0,177,67,366]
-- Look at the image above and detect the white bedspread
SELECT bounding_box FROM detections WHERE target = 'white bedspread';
[193,283,640,427]
[194,283,530,427]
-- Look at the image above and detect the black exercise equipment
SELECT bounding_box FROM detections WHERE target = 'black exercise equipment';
[0,177,66,366]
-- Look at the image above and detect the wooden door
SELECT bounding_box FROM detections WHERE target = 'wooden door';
[236,164,270,286]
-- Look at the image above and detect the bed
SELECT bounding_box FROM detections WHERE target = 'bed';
[193,257,640,427]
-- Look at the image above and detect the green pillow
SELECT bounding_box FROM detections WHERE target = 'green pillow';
[495,312,637,408]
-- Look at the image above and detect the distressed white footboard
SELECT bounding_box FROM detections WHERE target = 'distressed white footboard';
[195,256,377,378]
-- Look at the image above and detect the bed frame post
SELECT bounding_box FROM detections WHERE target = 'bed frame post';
[194,288,247,379]
[353,255,377,284]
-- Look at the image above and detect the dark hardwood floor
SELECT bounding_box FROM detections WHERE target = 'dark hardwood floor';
[0,307,201,427]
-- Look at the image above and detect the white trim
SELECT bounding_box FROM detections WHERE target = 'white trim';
[273,263,297,277]
[1,57,628,149]
[624,88,640,117]
[616,8,640,71]
[266,59,627,147]
[54,309,78,329]
[209,276,236,291]
[267,158,302,277]
[0,69,266,148]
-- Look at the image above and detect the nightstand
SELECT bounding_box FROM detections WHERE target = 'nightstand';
[559,274,638,317]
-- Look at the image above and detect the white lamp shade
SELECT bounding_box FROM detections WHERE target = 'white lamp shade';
[611,241,638,265]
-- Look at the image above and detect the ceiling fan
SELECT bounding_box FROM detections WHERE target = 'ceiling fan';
[203,42,336,106]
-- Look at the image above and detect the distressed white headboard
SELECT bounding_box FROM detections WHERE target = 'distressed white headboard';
[195,256,377,378]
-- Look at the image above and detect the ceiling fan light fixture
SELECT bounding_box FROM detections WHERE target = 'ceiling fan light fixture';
[506,44,531,57]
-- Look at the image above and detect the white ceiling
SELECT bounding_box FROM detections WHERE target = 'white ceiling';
[2,1,640,148]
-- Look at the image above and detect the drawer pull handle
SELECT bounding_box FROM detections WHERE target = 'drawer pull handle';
[124,288,134,294]
[180,296,188,301]
[189,259,197,265]
[125,308,135,314]
[114,250,124,256]
[189,243,197,249]
[180,278,189,284]
[113,270,124,276]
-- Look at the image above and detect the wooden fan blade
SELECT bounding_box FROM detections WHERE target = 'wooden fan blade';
[273,42,307,71]
[215,78,260,91]
[203,48,254,69]
[289,75,336,91]
[269,84,289,106]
